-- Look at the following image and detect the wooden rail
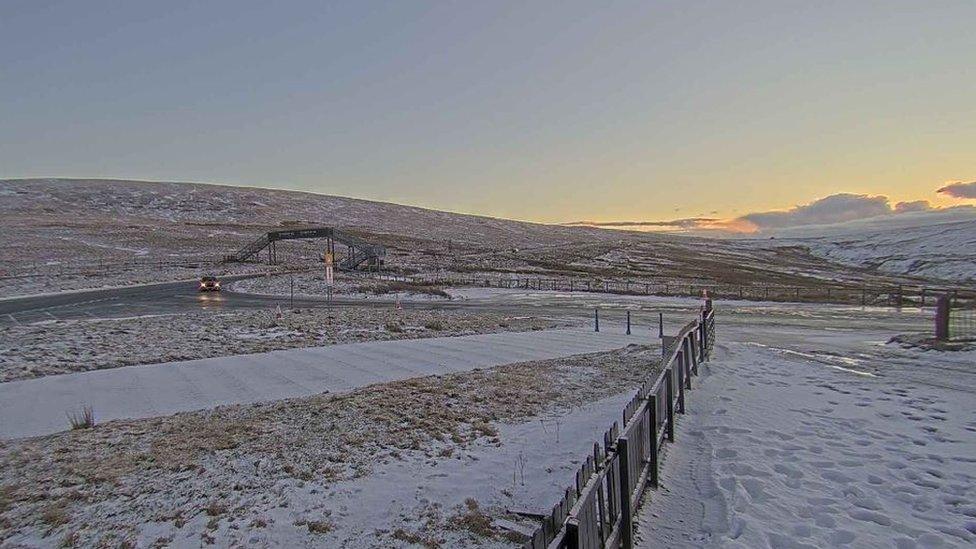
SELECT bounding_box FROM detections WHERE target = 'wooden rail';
[522,308,716,549]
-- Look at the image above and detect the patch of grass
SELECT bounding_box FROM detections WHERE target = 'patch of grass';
[0,484,15,514]
[58,530,80,548]
[424,320,445,331]
[451,499,496,539]
[204,501,227,517]
[385,322,403,333]
[471,421,498,438]
[305,519,334,535]
[41,503,71,528]
[66,405,94,430]
[391,527,441,547]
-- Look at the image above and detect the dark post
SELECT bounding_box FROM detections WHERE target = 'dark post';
[626,311,631,335]
[617,437,634,549]
[935,295,950,341]
[676,350,686,413]
[658,312,664,338]
[648,394,659,487]
[290,273,294,309]
[683,340,693,388]
[595,308,600,332]
[665,369,675,442]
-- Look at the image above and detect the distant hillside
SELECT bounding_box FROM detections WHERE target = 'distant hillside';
[1,178,967,289]
[775,220,976,282]
[0,178,638,251]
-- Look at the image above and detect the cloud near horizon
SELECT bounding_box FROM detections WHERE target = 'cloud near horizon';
[938,181,976,199]
[569,186,973,234]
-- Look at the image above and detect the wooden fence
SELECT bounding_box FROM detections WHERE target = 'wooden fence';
[522,307,716,549]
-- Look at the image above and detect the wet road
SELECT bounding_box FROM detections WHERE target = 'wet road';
[0,276,437,325]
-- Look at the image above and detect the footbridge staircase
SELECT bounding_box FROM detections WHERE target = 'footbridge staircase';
[223,227,386,270]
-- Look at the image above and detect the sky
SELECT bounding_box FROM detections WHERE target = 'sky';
[1,1,974,228]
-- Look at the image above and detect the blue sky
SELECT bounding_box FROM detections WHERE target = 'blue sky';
[2,1,974,224]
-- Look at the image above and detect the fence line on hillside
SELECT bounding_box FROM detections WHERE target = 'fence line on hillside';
[521,307,715,549]
[407,274,976,308]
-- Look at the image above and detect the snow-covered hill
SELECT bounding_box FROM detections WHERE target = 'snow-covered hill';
[0,178,961,294]
[0,178,625,249]
[757,210,976,282]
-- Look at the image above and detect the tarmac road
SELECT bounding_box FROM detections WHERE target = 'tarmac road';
[0,275,683,329]
[0,276,453,326]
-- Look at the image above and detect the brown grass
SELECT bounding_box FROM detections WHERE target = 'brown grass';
[66,406,94,430]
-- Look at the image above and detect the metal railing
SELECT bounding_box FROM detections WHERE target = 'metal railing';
[523,308,715,549]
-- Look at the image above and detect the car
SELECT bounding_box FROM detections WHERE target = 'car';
[199,275,221,292]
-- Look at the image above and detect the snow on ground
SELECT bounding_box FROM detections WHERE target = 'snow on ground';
[755,213,976,283]
[637,320,976,548]
[0,307,564,382]
[231,272,452,301]
[0,345,661,548]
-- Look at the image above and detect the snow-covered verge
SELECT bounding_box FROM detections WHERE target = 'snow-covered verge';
[0,308,565,382]
[637,326,976,547]
[0,345,660,548]
[231,272,451,301]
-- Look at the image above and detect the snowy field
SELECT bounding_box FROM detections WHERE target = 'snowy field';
[1,286,972,548]
[764,216,976,283]
[638,311,976,548]
[0,307,561,382]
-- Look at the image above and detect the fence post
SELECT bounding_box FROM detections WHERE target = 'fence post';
[676,351,686,414]
[594,308,600,332]
[648,394,659,487]
[683,340,692,388]
[617,436,634,549]
[666,369,675,442]
[626,311,631,335]
[935,295,950,341]
[658,313,664,338]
